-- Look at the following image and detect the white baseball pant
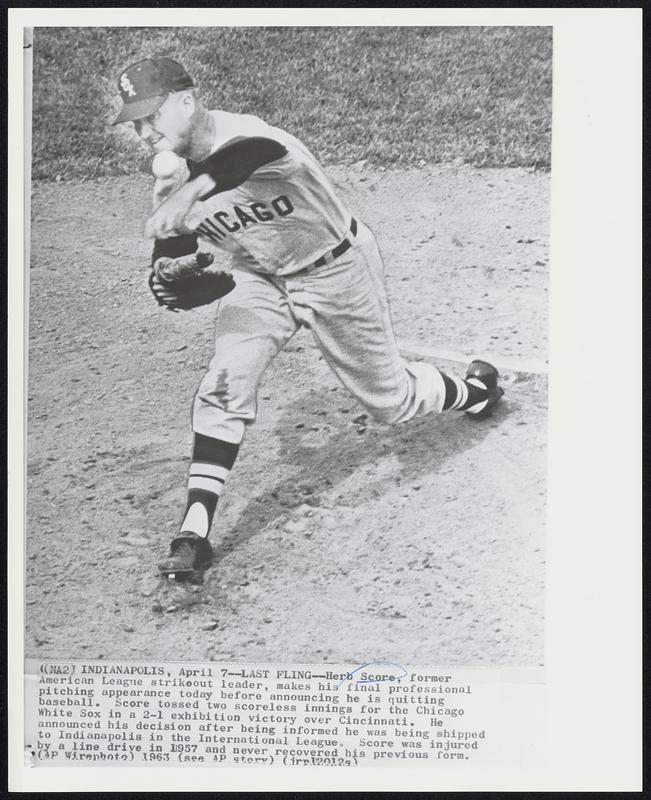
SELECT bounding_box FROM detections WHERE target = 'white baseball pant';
[192,220,446,444]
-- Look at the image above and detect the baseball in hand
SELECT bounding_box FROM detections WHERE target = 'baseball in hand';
[152,151,181,179]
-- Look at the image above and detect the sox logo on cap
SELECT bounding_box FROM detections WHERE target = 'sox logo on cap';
[120,73,136,97]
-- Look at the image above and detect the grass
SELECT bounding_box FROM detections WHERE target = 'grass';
[31,26,551,180]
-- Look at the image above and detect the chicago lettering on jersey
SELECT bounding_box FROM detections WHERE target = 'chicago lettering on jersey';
[197,195,294,244]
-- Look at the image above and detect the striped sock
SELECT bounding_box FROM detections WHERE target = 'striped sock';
[180,433,239,538]
[441,372,489,413]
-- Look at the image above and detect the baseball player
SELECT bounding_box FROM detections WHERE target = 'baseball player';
[112,57,504,580]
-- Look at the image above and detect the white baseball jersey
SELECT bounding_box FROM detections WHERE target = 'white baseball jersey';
[183,111,354,276]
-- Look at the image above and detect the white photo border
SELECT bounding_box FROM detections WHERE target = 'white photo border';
[8,7,642,792]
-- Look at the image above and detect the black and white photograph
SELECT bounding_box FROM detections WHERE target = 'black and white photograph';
[8,8,641,792]
[24,24,550,665]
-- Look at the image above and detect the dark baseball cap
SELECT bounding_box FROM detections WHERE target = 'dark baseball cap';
[113,57,195,125]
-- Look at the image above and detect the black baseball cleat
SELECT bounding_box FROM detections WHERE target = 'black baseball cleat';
[465,360,504,420]
[158,532,214,580]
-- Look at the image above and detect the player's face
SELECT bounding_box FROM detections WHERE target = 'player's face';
[133,92,194,155]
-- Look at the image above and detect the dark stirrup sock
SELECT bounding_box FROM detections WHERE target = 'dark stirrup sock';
[179,433,240,537]
[440,371,490,412]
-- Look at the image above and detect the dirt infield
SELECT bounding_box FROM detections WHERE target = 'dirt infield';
[25,165,548,666]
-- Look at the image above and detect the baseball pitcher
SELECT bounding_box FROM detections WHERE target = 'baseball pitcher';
[112,57,504,579]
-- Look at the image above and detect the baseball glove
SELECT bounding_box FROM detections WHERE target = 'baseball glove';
[148,251,236,312]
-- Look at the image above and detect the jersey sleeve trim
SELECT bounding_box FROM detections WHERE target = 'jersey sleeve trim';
[188,137,289,200]
[151,234,198,264]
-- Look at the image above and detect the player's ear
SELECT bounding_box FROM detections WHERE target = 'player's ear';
[178,90,196,119]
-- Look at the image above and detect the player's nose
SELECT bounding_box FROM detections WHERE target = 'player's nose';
[134,119,152,139]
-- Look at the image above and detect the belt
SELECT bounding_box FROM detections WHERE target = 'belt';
[299,218,358,275]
